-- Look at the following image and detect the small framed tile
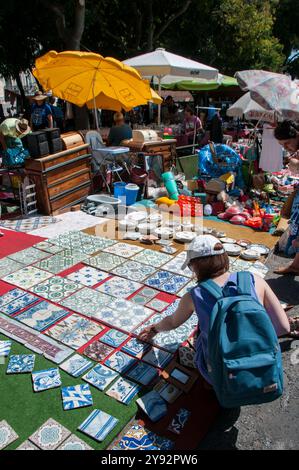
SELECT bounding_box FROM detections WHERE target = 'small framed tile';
[121,337,150,358]
[66,266,110,287]
[126,361,158,385]
[112,424,174,450]
[83,364,119,391]
[78,409,119,442]
[136,390,167,422]
[130,294,148,305]
[15,301,69,331]
[137,287,159,299]
[59,354,93,378]
[146,298,169,312]
[179,346,196,369]
[29,276,81,302]
[57,434,93,450]
[29,418,71,450]
[82,340,114,362]
[6,354,35,374]
[104,351,137,373]
[100,328,129,348]
[61,384,93,410]
[106,377,141,405]
[167,408,190,435]
[0,420,18,450]
[143,347,173,369]
[17,440,39,450]
[0,340,12,357]
[32,367,62,392]
[153,380,182,404]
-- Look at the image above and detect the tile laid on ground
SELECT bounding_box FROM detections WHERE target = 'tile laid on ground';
[45,314,104,350]
[83,252,126,271]
[34,249,88,274]
[167,408,190,435]
[162,252,193,278]
[0,420,19,450]
[16,440,40,450]
[60,287,111,318]
[111,260,156,282]
[126,361,158,385]
[82,363,119,391]
[32,367,62,392]
[144,270,173,290]
[99,328,129,348]
[130,294,148,305]
[152,313,198,353]
[179,346,196,368]
[134,300,181,336]
[143,347,173,369]
[0,292,39,316]
[57,434,93,450]
[94,299,154,332]
[82,340,114,362]
[153,380,182,404]
[145,298,170,312]
[121,337,150,358]
[29,418,71,450]
[0,288,27,307]
[48,230,116,254]
[3,266,53,289]
[104,351,137,374]
[105,377,141,405]
[29,276,82,302]
[160,274,190,295]
[33,241,64,254]
[131,249,173,268]
[103,242,144,258]
[15,300,69,332]
[136,287,159,300]
[177,279,197,297]
[6,354,35,374]
[66,266,110,287]
[0,258,24,278]
[61,384,93,410]
[8,247,50,265]
[136,390,168,422]
[0,340,12,357]
[59,354,93,378]
[78,409,119,442]
[96,276,143,298]
[112,424,174,450]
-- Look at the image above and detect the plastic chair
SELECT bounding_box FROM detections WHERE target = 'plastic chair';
[84,130,114,192]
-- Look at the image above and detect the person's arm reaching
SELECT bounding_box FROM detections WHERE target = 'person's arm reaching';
[258,277,290,336]
[138,293,194,342]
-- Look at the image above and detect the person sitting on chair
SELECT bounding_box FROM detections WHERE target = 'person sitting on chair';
[107,112,132,146]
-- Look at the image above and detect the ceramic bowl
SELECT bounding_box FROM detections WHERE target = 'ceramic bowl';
[123,231,141,241]
[118,220,137,231]
[125,211,147,223]
[147,213,163,224]
[174,231,197,243]
[220,237,237,244]
[154,227,174,239]
[236,239,251,248]
[223,243,242,256]
[248,244,270,256]
[240,249,260,260]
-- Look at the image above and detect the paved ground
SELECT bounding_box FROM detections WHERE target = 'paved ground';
[198,251,299,450]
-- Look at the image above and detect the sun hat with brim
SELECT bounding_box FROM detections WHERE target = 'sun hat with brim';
[181,235,225,270]
[15,118,31,137]
[32,91,48,101]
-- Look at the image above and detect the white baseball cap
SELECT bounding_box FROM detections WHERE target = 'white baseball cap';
[181,235,225,269]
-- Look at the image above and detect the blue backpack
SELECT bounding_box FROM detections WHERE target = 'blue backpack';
[200,272,283,408]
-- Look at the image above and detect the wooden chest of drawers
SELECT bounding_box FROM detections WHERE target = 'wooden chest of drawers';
[125,140,176,171]
[25,144,92,215]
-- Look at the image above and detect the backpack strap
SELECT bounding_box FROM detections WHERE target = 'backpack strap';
[200,279,223,300]
[237,272,252,296]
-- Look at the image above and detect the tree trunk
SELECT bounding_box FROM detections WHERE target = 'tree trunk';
[15,74,30,117]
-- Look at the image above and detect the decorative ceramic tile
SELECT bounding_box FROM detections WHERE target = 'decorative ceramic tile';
[121,337,150,358]
[16,301,69,331]
[83,363,119,391]
[78,409,119,442]
[146,298,169,312]
[60,287,111,318]
[82,340,114,362]
[248,261,269,278]
[3,266,53,289]
[137,287,159,299]
[106,377,141,405]
[153,313,198,353]
[8,247,50,265]
[126,361,158,385]
[104,351,136,373]
[154,380,182,404]
[130,294,148,305]
[0,420,19,450]
[136,390,168,422]
[162,252,193,278]
[34,249,88,274]
[0,288,29,307]
[103,242,144,258]
[0,340,12,357]
[59,354,93,378]
[33,241,64,254]
[134,300,181,336]
[144,270,173,289]
[94,299,154,332]
[168,408,190,435]
[0,215,58,232]
[229,259,252,272]
[49,230,116,254]
[112,424,174,450]
[179,346,196,368]
[6,354,35,373]
[17,440,39,450]
[177,279,197,297]
[160,274,190,294]
[29,276,81,302]
[57,434,93,450]
[143,347,173,369]
[29,418,71,450]
[0,293,39,316]
[46,314,104,350]
[131,249,173,268]
[32,367,62,392]
[99,328,129,348]
[66,266,110,287]
[84,253,126,271]
[0,257,24,278]
[96,276,143,298]
[61,384,93,410]
[111,260,156,282]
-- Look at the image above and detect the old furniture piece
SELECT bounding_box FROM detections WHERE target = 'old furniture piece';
[25,143,92,215]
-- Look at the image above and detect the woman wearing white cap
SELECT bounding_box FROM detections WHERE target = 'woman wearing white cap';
[139,235,290,386]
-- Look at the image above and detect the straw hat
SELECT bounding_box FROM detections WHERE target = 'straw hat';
[32,90,48,101]
[15,118,31,137]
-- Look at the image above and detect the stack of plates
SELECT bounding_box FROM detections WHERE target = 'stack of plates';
[248,244,270,256]
[174,231,197,243]
[240,249,260,260]
[223,243,242,256]
[220,237,237,244]
[154,227,174,239]
[138,222,158,235]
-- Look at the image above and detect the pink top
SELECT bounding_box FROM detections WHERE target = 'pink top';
[183,115,202,134]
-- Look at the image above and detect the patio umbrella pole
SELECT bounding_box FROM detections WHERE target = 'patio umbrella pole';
[158,76,162,126]
[92,76,99,130]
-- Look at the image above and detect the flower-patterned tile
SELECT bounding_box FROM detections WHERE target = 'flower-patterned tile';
[83,252,126,271]
[121,337,150,358]
[66,266,110,287]
[137,287,159,300]
[134,300,181,335]
[112,424,173,450]
[78,409,118,442]
[131,249,173,268]
[103,242,144,258]
[96,276,143,298]
[0,420,19,450]
[0,292,39,316]
[0,288,27,307]
[105,377,141,405]
[61,384,93,411]
[32,367,62,392]
[29,276,82,302]
[82,364,119,391]
[162,252,193,278]
[57,434,93,450]
[144,270,173,290]
[94,299,154,332]
[33,241,64,254]
[0,258,24,278]
[29,418,71,450]
[59,354,93,378]
[33,249,88,274]
[159,274,190,295]
[82,340,114,362]
[99,328,129,348]
[16,440,40,450]
[104,351,137,374]
[145,298,169,312]
[130,294,148,305]
[60,287,111,318]
[15,301,69,332]
[110,260,156,282]
[126,361,158,385]
[48,230,116,254]
[3,266,53,289]
[45,314,104,350]
[8,247,50,265]
[6,354,35,373]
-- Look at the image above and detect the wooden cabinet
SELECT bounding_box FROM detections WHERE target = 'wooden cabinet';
[125,140,176,171]
[25,144,92,215]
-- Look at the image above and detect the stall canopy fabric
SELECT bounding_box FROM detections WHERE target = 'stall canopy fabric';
[33,50,152,125]
[160,74,237,91]
[235,70,299,120]
[227,92,275,123]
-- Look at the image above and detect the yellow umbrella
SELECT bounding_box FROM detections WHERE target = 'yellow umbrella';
[150,88,163,105]
[85,86,162,111]
[33,50,152,124]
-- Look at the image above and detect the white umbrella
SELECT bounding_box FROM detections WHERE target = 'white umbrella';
[227,92,275,123]
[124,47,218,124]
